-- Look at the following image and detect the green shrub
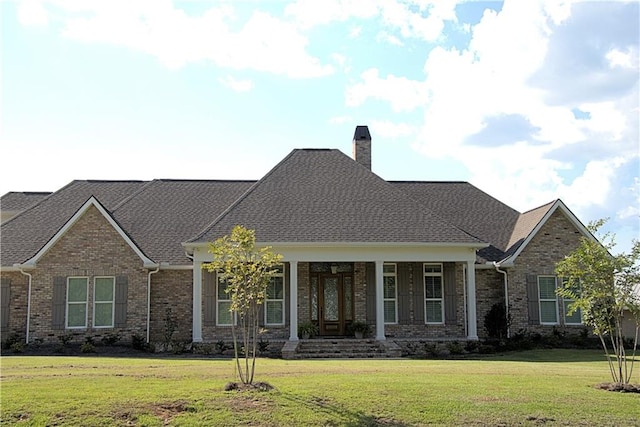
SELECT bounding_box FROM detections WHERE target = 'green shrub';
[101,332,121,346]
[131,333,147,351]
[447,341,465,355]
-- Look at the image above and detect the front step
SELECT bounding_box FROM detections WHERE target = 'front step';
[283,339,402,359]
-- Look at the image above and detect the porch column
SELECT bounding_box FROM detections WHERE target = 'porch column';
[192,262,203,342]
[289,261,299,341]
[466,259,478,340]
[375,260,386,340]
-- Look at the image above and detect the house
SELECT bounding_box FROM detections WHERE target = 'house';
[0,126,594,356]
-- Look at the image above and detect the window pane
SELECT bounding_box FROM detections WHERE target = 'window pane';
[426,301,443,323]
[384,300,396,323]
[218,280,230,300]
[424,264,441,274]
[68,304,86,327]
[540,301,558,323]
[94,302,113,327]
[425,277,442,298]
[383,277,396,299]
[311,277,318,321]
[68,278,87,302]
[344,277,353,321]
[383,264,396,274]
[267,278,283,299]
[266,301,283,324]
[218,301,233,325]
[94,278,114,301]
[538,277,556,299]
[564,300,582,324]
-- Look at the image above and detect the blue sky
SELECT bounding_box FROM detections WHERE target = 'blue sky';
[2,0,639,253]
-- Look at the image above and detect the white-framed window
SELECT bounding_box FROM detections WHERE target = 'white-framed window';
[265,264,285,326]
[424,263,444,324]
[538,276,559,324]
[217,276,234,326]
[561,278,582,325]
[383,263,397,324]
[93,277,115,328]
[67,277,88,328]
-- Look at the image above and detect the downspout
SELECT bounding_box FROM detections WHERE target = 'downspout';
[146,266,160,344]
[493,261,510,338]
[17,267,32,344]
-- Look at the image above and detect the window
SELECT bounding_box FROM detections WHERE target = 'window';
[561,278,582,325]
[93,277,115,328]
[538,276,559,324]
[265,265,285,325]
[424,263,444,324]
[217,276,234,326]
[383,263,397,324]
[67,277,88,328]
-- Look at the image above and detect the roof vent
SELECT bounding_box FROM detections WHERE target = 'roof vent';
[352,125,371,170]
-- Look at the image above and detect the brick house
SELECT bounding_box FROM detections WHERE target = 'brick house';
[0,126,595,355]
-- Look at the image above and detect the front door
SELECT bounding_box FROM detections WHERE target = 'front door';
[318,273,354,336]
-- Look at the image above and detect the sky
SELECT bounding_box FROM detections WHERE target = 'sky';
[1,0,639,254]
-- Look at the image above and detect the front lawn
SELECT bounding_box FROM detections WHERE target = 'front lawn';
[1,349,639,426]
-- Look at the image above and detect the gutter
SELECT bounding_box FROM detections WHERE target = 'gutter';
[492,261,510,338]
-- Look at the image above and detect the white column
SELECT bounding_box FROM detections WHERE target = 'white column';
[466,259,478,340]
[375,260,386,340]
[192,262,203,342]
[289,261,299,341]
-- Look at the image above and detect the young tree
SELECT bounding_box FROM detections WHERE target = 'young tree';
[202,225,283,385]
[555,219,640,385]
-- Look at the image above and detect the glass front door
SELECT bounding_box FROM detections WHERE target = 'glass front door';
[317,274,354,335]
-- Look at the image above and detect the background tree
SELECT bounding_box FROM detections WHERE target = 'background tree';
[555,219,639,385]
[202,225,282,386]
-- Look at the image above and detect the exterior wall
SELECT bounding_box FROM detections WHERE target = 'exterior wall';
[475,268,505,338]
[508,209,585,334]
[25,205,149,344]
[149,270,193,343]
[0,271,29,342]
[381,262,467,339]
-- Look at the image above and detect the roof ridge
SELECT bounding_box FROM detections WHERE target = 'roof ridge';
[0,181,78,227]
[111,180,156,212]
[187,149,305,243]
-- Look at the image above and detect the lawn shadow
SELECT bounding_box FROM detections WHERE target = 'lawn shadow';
[464,349,640,363]
[280,391,409,427]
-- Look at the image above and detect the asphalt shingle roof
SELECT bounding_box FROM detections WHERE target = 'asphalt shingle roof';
[1,192,52,212]
[1,149,557,267]
[191,149,483,245]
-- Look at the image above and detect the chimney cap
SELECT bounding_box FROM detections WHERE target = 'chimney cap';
[353,125,371,141]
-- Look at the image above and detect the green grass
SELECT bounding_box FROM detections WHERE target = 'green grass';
[2,349,639,426]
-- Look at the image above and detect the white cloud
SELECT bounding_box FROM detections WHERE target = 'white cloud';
[44,2,334,78]
[376,31,404,46]
[218,76,253,92]
[606,47,638,70]
[370,120,415,139]
[17,0,49,27]
[346,68,428,112]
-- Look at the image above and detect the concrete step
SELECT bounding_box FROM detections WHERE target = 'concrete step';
[287,339,402,359]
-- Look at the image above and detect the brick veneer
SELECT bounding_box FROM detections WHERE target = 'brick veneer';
[13,205,149,344]
[508,209,585,333]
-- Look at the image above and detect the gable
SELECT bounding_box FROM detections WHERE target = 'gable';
[498,200,595,266]
[20,197,155,268]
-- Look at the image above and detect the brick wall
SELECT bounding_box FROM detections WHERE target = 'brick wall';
[0,271,29,342]
[508,209,585,333]
[24,205,149,344]
[149,270,193,343]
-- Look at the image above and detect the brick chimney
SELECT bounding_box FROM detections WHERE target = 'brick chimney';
[352,125,371,170]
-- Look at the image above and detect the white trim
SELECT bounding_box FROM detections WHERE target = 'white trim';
[500,200,596,266]
[21,197,156,268]
[375,261,385,340]
[186,240,489,251]
[66,277,89,329]
[382,263,398,325]
[264,264,286,326]
[289,261,299,341]
[423,263,444,325]
[92,276,115,328]
[538,275,559,325]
